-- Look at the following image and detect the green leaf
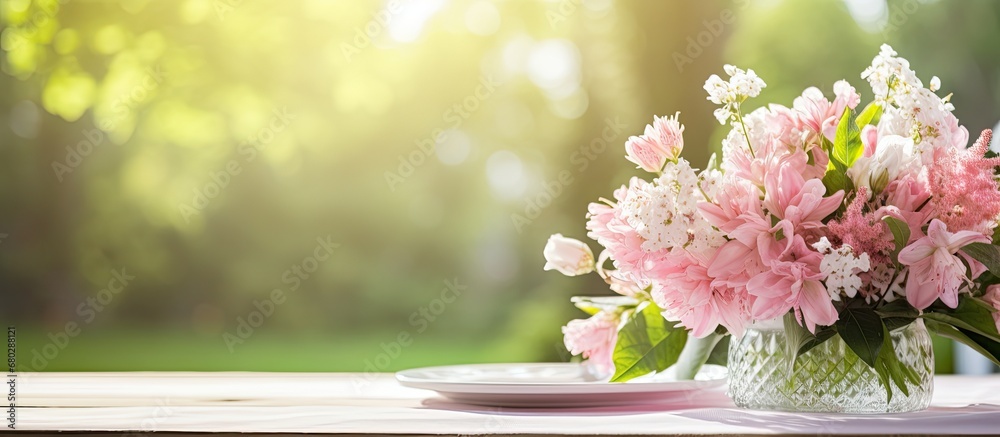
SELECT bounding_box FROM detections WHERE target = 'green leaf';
[821,167,852,200]
[832,106,864,168]
[821,136,837,170]
[871,328,895,401]
[873,322,919,402]
[925,319,1000,367]
[976,271,1000,288]
[921,295,1000,343]
[571,296,639,316]
[876,299,919,331]
[883,216,911,264]
[882,317,916,332]
[798,327,836,356]
[876,299,920,319]
[835,299,884,367]
[783,312,811,373]
[962,242,1000,276]
[855,102,883,128]
[704,335,730,366]
[609,302,688,382]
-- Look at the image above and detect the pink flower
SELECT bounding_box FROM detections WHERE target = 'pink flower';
[882,174,932,240]
[697,178,769,247]
[624,113,685,173]
[595,251,644,297]
[720,105,822,187]
[586,179,664,287]
[648,112,685,159]
[862,125,879,157]
[747,235,837,333]
[983,285,1000,334]
[792,80,860,141]
[624,135,669,173]
[763,165,844,238]
[927,130,1000,234]
[543,234,595,276]
[828,187,894,264]
[650,248,752,338]
[562,311,619,375]
[898,219,990,310]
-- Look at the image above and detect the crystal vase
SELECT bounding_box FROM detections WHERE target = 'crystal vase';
[727,319,934,413]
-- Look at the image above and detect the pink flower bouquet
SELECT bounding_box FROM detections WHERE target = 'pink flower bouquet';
[544,46,1000,399]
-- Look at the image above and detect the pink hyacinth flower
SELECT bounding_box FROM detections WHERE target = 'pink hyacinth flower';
[897,219,990,310]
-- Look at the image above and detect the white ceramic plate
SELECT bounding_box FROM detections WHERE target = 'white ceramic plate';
[396,363,727,407]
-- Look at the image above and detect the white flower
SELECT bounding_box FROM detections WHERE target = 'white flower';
[813,238,871,301]
[704,64,767,124]
[929,76,941,92]
[704,74,732,105]
[847,134,920,194]
[862,45,967,156]
[619,159,724,254]
[543,234,595,276]
[861,44,922,105]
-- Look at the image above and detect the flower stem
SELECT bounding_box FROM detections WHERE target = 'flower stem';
[734,103,756,159]
[673,331,726,380]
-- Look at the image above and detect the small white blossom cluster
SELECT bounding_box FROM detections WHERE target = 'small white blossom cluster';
[704,64,767,124]
[620,159,724,254]
[861,44,922,104]
[813,237,871,301]
[861,44,962,156]
[698,163,723,201]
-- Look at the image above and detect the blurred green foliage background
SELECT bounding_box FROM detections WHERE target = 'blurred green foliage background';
[1,0,998,372]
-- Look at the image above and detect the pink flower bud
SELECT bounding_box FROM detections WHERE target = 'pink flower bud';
[624,135,667,173]
[624,113,684,173]
[649,112,685,159]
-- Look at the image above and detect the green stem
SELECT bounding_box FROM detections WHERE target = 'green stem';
[734,103,756,159]
[673,331,726,380]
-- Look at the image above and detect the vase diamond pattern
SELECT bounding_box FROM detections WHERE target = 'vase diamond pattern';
[727,320,934,413]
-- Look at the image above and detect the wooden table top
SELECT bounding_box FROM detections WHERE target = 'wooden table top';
[8,372,1000,435]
